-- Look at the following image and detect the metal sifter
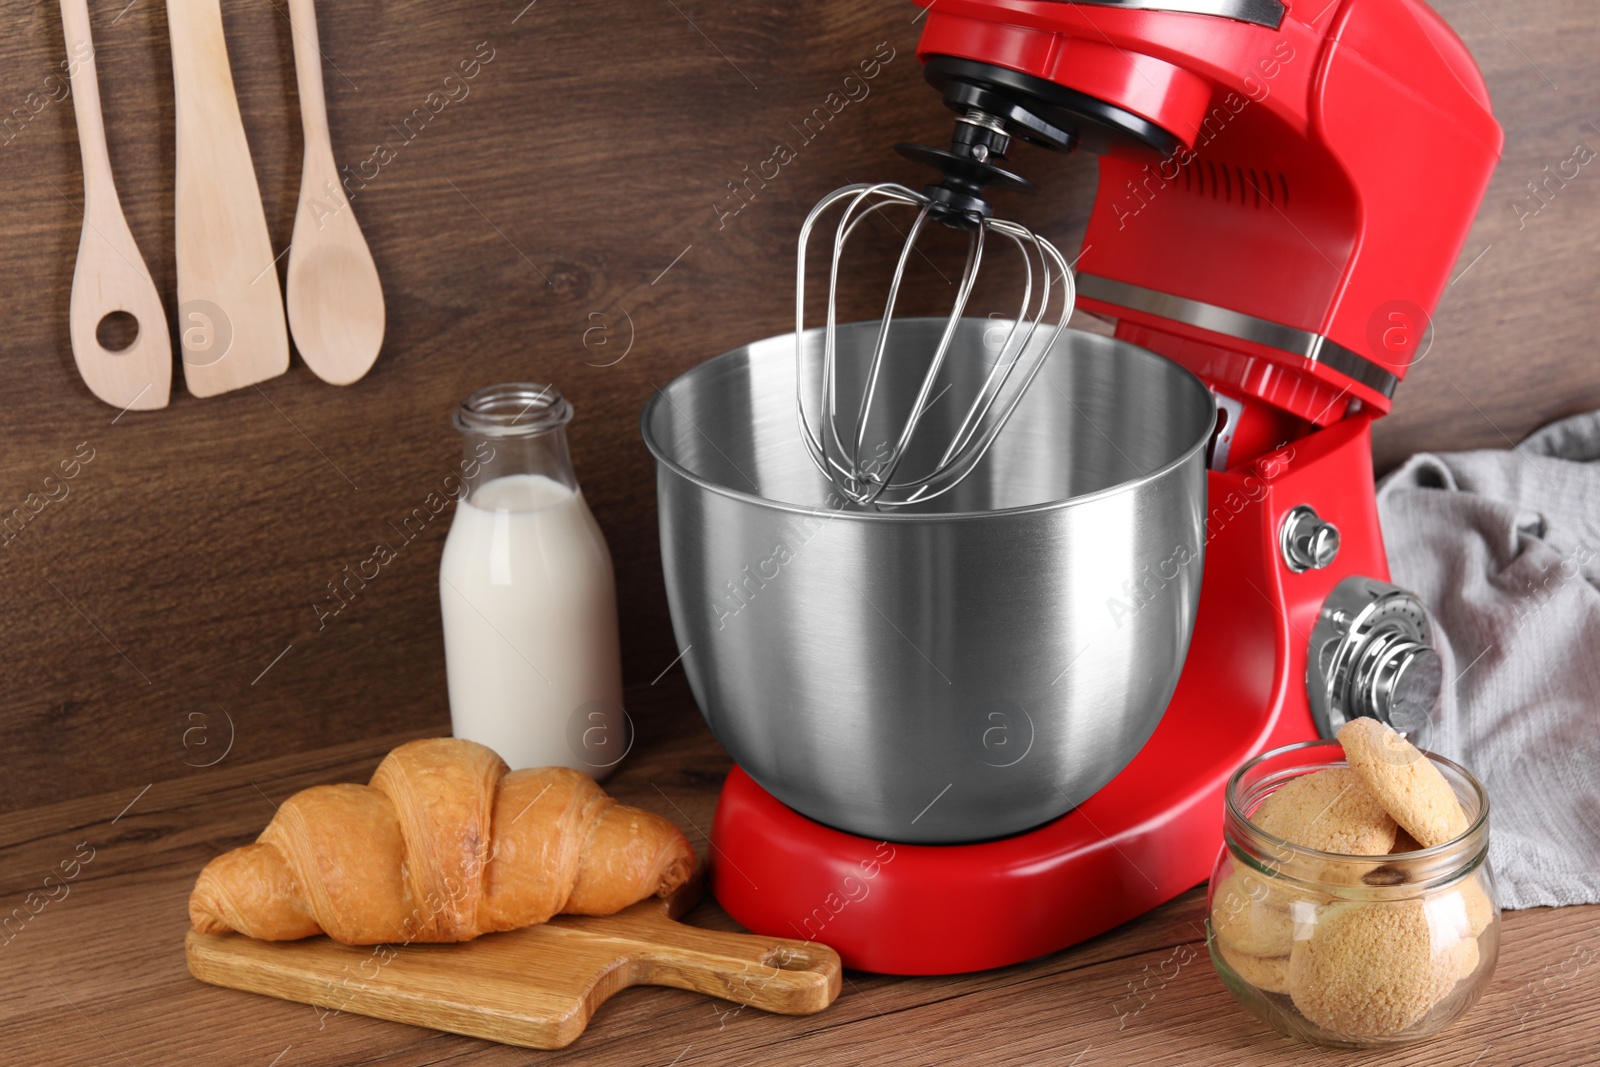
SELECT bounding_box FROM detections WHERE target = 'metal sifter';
[794,111,1077,508]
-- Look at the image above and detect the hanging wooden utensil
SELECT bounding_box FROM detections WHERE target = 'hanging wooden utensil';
[60,0,171,412]
[285,0,385,386]
[167,0,289,396]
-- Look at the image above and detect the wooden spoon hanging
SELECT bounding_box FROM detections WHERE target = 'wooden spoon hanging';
[285,0,385,385]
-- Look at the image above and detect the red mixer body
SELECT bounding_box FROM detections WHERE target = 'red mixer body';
[709,0,1502,974]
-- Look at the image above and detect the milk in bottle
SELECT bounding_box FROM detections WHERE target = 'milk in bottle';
[439,384,627,777]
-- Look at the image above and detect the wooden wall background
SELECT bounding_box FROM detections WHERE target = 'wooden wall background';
[0,0,1595,815]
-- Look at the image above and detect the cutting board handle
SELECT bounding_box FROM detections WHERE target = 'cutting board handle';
[609,910,841,1015]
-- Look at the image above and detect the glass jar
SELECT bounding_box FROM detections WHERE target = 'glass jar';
[439,383,628,779]
[1207,739,1497,1048]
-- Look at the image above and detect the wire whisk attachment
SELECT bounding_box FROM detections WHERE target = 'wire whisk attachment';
[795,182,1075,509]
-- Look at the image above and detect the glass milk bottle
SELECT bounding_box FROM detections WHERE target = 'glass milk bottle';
[440,384,627,779]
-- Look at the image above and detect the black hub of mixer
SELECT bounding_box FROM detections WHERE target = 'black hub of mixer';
[898,56,1183,224]
[895,134,1035,226]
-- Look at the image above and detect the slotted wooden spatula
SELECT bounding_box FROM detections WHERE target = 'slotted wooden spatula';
[185,874,841,1049]
[167,0,289,396]
[60,0,171,412]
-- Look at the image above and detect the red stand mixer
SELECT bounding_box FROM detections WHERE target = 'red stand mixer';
[697,0,1502,974]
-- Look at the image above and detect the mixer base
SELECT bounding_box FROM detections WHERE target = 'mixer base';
[710,749,1247,975]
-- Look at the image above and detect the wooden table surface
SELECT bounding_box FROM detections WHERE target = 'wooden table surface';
[3,686,1596,1067]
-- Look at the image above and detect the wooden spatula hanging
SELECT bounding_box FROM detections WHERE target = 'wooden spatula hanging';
[60,0,171,412]
[285,0,385,385]
[167,0,289,397]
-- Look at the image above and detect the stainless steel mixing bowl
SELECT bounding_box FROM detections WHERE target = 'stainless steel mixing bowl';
[641,318,1214,843]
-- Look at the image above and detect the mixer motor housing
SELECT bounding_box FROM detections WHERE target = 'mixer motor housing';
[912,0,1502,462]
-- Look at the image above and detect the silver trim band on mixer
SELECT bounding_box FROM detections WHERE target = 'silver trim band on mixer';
[1075,273,1401,399]
[1037,0,1286,29]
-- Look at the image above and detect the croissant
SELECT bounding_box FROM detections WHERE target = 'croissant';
[189,738,696,945]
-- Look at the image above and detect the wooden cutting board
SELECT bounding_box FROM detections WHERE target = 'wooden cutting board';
[185,875,840,1049]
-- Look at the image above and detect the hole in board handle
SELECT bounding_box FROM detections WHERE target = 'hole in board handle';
[762,947,818,971]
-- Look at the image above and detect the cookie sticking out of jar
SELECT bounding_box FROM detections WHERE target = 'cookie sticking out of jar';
[1207,721,1498,1048]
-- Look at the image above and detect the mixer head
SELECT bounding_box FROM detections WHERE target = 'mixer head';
[894,55,1178,224]
[800,0,1501,503]
[904,0,1502,467]
[794,181,1075,509]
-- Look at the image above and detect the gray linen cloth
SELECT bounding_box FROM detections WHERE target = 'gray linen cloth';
[1377,409,1600,910]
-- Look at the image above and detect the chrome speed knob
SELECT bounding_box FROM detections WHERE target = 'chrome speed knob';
[1280,505,1341,572]
[1307,577,1442,737]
